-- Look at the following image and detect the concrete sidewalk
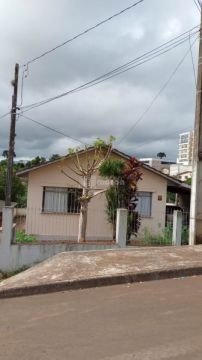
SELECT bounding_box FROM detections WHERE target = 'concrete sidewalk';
[1,246,202,298]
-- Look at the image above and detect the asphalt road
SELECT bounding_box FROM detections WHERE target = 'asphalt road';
[1,276,202,359]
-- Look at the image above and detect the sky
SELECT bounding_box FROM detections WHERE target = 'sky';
[0,0,200,161]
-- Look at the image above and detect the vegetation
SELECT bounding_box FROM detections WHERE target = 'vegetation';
[0,154,60,207]
[157,152,166,159]
[0,266,28,282]
[99,156,142,240]
[167,191,176,203]
[62,137,115,242]
[15,231,37,243]
[141,226,172,246]
[25,156,46,169]
[181,225,189,245]
[0,163,27,207]
[49,154,60,161]
[185,178,192,185]
[139,225,189,246]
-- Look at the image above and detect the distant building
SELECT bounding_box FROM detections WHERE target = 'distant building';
[140,158,175,174]
[177,131,194,166]
[169,164,192,181]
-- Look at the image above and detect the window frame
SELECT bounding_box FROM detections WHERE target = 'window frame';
[136,191,152,218]
[42,186,82,214]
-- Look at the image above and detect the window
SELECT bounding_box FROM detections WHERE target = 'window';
[42,187,82,214]
[180,134,189,144]
[136,192,152,217]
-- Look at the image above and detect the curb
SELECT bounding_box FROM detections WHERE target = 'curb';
[1,266,202,299]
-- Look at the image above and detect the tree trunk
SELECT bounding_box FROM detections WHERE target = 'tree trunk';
[78,175,90,242]
[112,222,116,240]
[78,201,88,242]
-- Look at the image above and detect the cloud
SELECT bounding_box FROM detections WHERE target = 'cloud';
[0,0,199,161]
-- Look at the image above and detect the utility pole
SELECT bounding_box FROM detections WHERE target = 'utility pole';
[189,8,202,245]
[5,63,19,206]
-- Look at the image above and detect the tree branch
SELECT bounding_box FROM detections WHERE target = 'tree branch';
[61,169,84,188]
[92,189,106,198]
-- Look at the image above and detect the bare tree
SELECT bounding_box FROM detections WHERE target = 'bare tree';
[61,137,115,242]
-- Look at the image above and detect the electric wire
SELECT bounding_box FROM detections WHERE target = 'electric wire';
[19,114,88,145]
[19,35,199,153]
[19,68,26,107]
[23,0,143,67]
[0,111,11,120]
[132,126,193,152]
[20,26,199,110]
[197,0,202,9]
[193,0,201,12]
[189,32,197,87]
[116,35,199,145]
[19,26,199,114]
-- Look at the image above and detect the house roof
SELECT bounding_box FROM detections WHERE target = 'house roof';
[17,147,191,194]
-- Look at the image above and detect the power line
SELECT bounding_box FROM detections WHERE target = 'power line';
[193,0,201,12]
[20,26,199,110]
[19,114,88,145]
[23,0,143,67]
[19,68,26,107]
[19,26,199,113]
[197,0,202,9]
[0,111,11,120]
[132,127,193,152]
[19,36,198,154]
[116,35,199,145]
[189,32,197,87]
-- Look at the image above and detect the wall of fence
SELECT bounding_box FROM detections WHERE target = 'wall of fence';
[14,206,115,241]
[166,209,190,228]
[130,210,190,247]
[0,206,121,272]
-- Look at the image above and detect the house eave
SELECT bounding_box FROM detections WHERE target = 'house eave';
[16,147,191,193]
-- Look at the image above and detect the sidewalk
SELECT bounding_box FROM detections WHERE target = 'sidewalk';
[1,246,202,298]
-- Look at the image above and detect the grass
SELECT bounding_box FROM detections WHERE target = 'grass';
[141,227,172,246]
[139,225,189,246]
[15,230,37,244]
[0,266,28,282]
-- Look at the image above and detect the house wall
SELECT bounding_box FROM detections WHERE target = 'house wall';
[26,155,113,240]
[137,167,167,237]
[25,154,167,240]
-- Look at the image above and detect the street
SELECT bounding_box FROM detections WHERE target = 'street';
[1,276,202,359]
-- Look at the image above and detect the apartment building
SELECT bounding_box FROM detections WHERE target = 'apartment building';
[177,131,194,166]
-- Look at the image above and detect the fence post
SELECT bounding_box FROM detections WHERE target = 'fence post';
[172,210,182,246]
[116,208,128,248]
[0,206,15,270]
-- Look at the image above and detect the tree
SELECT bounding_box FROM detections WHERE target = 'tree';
[167,191,176,204]
[25,156,46,168]
[157,152,166,159]
[2,150,8,158]
[49,154,60,161]
[185,177,192,185]
[61,137,115,242]
[2,150,16,158]
[0,164,27,207]
[31,156,46,166]
[99,157,142,240]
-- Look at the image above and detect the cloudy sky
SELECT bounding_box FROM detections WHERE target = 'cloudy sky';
[0,0,200,161]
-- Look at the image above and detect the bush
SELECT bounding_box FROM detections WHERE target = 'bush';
[15,231,37,243]
[141,226,172,246]
[140,225,189,246]
[181,226,189,245]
